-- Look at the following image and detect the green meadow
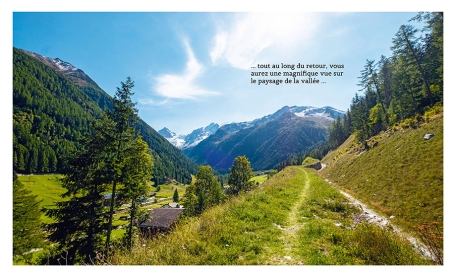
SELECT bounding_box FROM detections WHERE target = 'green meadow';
[110,166,430,265]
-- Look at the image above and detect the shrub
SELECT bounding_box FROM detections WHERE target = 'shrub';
[414,222,443,265]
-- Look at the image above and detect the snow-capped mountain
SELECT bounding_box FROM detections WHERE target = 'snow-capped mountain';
[158,123,220,150]
[160,106,344,150]
[183,106,345,171]
[217,106,345,134]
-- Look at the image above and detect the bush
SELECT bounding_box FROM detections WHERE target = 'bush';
[414,222,443,265]
[399,118,417,129]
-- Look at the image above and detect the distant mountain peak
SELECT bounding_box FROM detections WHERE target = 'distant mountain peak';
[158,127,176,139]
[158,123,220,150]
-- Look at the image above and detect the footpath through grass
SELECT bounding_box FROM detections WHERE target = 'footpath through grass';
[111,166,431,265]
[320,115,443,243]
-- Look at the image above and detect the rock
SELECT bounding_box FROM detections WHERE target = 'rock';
[423,133,435,140]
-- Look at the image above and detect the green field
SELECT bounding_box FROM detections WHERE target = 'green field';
[18,174,189,224]
[18,174,67,223]
[153,183,187,200]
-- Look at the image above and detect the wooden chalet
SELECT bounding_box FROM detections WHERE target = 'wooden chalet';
[137,208,184,237]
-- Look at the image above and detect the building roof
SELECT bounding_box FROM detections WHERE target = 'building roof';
[161,202,183,208]
[138,208,184,230]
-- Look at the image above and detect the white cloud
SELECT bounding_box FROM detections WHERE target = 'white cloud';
[137,98,169,106]
[210,13,323,70]
[154,39,220,99]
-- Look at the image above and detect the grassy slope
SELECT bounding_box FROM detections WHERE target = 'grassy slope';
[319,114,443,237]
[111,166,429,265]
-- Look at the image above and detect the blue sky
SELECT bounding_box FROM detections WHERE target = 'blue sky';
[12,11,430,134]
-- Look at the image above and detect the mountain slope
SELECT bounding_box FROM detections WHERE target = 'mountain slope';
[319,112,443,236]
[13,47,197,184]
[184,111,333,172]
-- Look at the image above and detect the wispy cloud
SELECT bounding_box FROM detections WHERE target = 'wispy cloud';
[153,39,220,99]
[210,13,323,70]
[137,98,170,106]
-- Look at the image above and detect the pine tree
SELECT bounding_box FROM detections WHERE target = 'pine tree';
[173,188,179,203]
[103,77,140,256]
[391,24,434,106]
[44,125,112,264]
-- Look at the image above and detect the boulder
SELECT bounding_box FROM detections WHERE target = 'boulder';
[423,133,435,140]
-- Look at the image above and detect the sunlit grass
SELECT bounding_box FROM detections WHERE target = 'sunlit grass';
[250,174,268,183]
[109,167,431,265]
[320,115,443,239]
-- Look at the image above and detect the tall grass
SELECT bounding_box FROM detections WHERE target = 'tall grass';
[109,167,431,265]
[320,115,443,242]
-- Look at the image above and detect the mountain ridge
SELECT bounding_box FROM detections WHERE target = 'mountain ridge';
[160,106,344,150]
[183,110,338,172]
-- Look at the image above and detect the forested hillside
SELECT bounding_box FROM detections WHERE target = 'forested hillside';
[13,48,197,184]
[326,12,443,148]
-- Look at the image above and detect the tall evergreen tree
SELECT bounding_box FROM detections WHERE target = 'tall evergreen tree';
[358,59,388,120]
[173,188,179,203]
[103,77,140,256]
[44,124,112,264]
[391,24,434,106]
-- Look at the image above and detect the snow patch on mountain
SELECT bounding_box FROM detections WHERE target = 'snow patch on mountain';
[54,58,78,72]
[160,106,345,149]
[159,123,220,150]
[292,106,344,120]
